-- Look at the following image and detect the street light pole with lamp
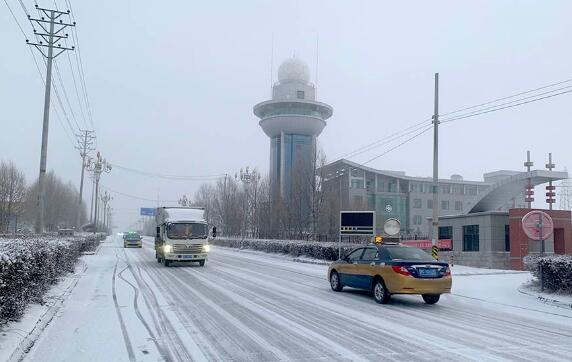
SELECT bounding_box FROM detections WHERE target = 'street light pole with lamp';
[86,152,112,234]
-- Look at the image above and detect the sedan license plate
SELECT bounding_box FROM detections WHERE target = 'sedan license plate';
[182,255,195,259]
[418,268,438,277]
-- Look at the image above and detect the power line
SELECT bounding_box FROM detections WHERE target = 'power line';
[441,89,572,124]
[440,77,572,118]
[110,163,227,180]
[54,59,83,132]
[100,184,178,203]
[3,0,27,37]
[362,125,434,165]
[340,119,433,160]
[66,0,96,133]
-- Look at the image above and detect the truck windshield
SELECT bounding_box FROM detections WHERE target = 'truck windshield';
[167,223,207,240]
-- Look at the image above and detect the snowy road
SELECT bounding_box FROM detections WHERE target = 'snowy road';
[24,236,572,362]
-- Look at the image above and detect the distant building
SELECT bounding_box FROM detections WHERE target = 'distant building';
[321,159,568,238]
[254,57,333,204]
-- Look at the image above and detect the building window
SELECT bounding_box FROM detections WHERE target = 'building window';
[413,215,422,225]
[427,199,433,209]
[439,226,452,239]
[441,185,451,194]
[441,200,449,210]
[297,90,305,99]
[467,186,477,195]
[505,225,510,251]
[455,201,462,211]
[351,179,364,189]
[413,198,422,208]
[377,181,385,192]
[409,183,418,193]
[463,225,480,252]
[439,226,453,250]
[452,185,464,195]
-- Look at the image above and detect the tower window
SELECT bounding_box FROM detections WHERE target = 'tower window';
[297,90,305,99]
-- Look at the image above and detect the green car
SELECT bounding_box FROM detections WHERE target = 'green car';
[123,232,142,248]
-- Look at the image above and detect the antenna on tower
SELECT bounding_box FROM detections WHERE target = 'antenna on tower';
[315,33,319,100]
[270,33,274,97]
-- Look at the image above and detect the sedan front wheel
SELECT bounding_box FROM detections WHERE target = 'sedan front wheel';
[330,271,343,292]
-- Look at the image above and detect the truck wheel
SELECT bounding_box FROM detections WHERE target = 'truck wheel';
[199,260,205,267]
[163,258,170,267]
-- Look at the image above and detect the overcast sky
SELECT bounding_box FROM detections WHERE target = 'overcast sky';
[1,0,571,229]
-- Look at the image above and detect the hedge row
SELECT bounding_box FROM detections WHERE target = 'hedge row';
[0,234,104,324]
[523,254,572,294]
[211,237,357,261]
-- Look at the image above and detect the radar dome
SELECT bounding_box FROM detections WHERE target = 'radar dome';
[278,57,310,83]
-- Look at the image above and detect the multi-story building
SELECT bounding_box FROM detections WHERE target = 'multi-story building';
[321,159,568,238]
[254,57,333,203]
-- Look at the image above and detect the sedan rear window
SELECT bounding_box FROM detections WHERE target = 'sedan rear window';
[386,247,433,261]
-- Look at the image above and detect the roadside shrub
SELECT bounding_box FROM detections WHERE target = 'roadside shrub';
[211,237,356,261]
[0,234,100,324]
[523,254,572,294]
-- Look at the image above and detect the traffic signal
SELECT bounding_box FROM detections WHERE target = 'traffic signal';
[212,226,217,238]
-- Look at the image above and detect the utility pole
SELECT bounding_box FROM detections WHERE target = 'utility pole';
[27,5,75,233]
[431,73,440,260]
[87,152,112,233]
[76,130,95,229]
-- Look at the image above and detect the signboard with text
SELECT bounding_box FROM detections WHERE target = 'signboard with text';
[140,208,156,216]
[340,211,375,236]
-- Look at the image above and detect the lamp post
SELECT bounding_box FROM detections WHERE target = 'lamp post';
[86,152,112,234]
[236,167,260,241]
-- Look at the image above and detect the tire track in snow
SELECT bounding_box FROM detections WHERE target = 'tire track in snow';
[117,264,172,361]
[131,249,292,361]
[122,248,199,362]
[111,261,136,362]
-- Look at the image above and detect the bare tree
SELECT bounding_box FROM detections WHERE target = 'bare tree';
[25,171,86,231]
[0,161,26,232]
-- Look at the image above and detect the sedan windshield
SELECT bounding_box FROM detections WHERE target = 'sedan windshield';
[167,223,207,240]
[386,247,433,261]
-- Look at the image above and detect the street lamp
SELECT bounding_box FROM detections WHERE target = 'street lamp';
[86,152,112,234]
[236,167,260,241]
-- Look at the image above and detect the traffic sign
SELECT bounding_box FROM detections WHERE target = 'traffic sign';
[522,210,554,241]
[140,208,156,216]
[383,218,401,236]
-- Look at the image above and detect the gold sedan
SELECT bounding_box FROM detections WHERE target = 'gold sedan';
[328,244,452,304]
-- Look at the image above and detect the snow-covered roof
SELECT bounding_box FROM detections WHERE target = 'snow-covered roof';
[161,207,205,223]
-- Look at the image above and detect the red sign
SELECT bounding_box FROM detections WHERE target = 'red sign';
[522,211,554,241]
[401,239,452,250]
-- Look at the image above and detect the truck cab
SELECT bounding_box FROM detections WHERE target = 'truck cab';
[154,207,211,267]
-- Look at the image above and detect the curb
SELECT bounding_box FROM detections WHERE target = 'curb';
[517,287,572,310]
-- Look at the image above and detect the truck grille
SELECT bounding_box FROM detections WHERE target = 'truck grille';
[172,244,203,254]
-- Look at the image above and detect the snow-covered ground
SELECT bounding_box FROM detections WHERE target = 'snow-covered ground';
[3,235,572,361]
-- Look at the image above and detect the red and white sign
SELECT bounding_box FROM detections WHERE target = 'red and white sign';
[522,210,554,241]
[401,239,452,250]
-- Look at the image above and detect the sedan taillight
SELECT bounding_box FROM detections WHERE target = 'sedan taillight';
[392,265,411,276]
[443,267,451,277]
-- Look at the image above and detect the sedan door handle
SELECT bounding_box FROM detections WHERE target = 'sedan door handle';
[370,262,375,266]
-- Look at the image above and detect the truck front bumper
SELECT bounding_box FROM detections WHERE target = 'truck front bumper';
[165,253,208,261]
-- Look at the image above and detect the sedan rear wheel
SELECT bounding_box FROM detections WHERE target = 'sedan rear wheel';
[330,271,343,292]
[373,279,391,304]
[422,294,440,304]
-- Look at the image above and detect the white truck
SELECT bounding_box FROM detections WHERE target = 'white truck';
[154,206,211,267]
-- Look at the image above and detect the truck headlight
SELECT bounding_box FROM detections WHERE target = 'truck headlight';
[202,244,210,253]
[163,244,172,253]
